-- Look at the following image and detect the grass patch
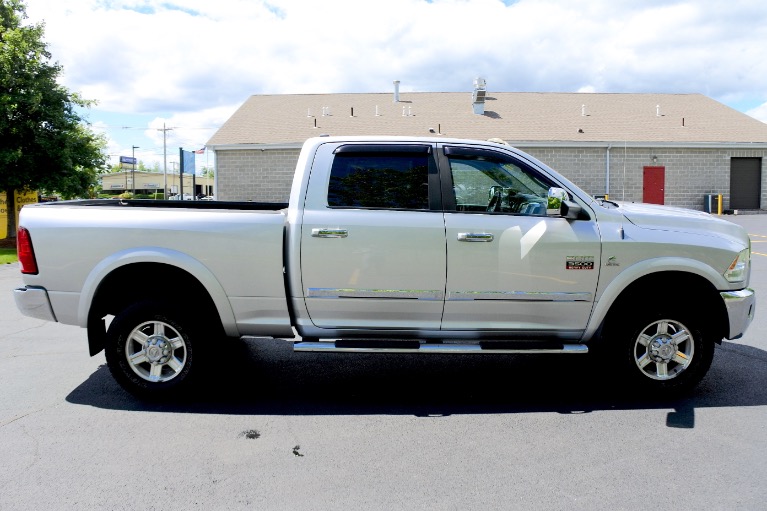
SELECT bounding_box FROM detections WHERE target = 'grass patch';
[0,247,17,264]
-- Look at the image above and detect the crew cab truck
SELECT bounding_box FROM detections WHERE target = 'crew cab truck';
[14,136,755,397]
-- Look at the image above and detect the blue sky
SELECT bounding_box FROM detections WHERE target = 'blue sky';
[21,0,767,171]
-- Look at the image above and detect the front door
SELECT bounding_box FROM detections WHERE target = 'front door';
[300,143,446,330]
[439,145,600,337]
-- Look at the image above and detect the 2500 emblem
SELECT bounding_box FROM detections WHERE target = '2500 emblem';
[566,256,594,270]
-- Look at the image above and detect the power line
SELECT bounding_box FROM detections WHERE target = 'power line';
[88,125,217,130]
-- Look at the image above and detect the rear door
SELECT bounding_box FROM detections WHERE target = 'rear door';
[299,143,447,330]
[439,145,600,338]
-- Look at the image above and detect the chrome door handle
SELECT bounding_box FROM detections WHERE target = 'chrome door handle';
[457,232,494,242]
[312,228,348,238]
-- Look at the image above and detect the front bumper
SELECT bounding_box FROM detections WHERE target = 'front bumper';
[13,286,57,322]
[720,288,755,340]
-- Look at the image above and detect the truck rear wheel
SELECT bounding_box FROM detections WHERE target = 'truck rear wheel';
[615,307,715,393]
[105,300,199,398]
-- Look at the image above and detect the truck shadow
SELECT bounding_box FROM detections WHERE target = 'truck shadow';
[66,339,767,427]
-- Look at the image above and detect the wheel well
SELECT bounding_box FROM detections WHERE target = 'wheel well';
[87,263,223,356]
[605,271,728,342]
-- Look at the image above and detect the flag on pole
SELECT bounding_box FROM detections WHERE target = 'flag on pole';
[194,148,205,154]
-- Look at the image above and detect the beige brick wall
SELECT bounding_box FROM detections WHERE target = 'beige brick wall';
[217,146,766,211]
[525,146,767,211]
[216,149,300,202]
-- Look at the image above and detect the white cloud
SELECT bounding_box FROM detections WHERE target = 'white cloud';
[29,1,767,97]
[747,103,767,124]
[20,0,767,165]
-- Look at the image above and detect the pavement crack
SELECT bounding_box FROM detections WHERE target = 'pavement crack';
[0,409,44,428]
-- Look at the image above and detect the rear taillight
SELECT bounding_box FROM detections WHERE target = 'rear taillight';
[17,227,38,275]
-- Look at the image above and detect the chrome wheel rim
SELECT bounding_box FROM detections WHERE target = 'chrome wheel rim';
[634,319,694,380]
[125,320,187,382]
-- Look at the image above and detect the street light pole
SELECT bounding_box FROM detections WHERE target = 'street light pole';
[131,145,139,197]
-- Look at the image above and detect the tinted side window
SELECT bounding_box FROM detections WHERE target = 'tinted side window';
[448,153,554,214]
[328,153,429,210]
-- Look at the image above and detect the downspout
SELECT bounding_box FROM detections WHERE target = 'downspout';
[605,144,612,198]
[213,149,218,199]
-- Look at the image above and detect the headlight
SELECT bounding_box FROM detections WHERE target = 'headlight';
[724,248,750,283]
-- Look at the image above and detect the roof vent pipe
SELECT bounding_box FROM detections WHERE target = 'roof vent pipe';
[393,80,400,103]
[472,77,487,115]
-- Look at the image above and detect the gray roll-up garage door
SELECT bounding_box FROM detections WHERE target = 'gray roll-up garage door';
[730,158,762,210]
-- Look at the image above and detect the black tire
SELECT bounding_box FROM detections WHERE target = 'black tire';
[104,300,200,398]
[608,305,715,394]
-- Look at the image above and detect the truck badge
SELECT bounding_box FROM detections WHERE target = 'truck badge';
[566,256,594,270]
[606,256,620,267]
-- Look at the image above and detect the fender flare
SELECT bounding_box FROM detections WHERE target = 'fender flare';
[77,247,239,338]
[584,256,726,340]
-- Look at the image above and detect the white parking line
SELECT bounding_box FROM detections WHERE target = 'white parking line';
[748,234,767,256]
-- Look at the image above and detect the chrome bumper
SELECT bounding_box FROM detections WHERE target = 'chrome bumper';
[720,288,755,340]
[13,286,57,322]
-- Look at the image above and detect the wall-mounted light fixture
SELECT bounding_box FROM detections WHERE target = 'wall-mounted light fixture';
[652,155,658,164]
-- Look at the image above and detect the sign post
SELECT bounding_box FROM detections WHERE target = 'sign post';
[119,156,137,197]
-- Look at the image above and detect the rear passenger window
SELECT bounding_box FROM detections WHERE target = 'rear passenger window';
[327,152,430,210]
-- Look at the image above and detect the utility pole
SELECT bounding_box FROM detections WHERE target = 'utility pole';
[157,124,173,199]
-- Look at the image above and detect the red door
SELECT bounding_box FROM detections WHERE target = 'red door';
[643,166,665,205]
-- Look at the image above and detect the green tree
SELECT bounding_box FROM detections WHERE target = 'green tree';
[0,0,106,237]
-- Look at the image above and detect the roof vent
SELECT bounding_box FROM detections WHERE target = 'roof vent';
[472,77,486,115]
[393,80,400,103]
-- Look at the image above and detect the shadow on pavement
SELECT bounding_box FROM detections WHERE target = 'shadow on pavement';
[66,338,767,427]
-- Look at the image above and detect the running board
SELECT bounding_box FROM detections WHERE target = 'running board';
[293,341,588,355]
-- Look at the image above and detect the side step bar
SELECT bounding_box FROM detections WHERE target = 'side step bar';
[293,341,588,355]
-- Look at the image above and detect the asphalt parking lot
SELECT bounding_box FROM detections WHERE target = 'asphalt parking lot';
[1,214,767,510]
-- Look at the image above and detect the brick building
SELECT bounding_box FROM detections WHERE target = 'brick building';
[207,89,767,211]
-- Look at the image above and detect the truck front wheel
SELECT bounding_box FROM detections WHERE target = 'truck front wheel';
[105,300,199,398]
[617,308,715,393]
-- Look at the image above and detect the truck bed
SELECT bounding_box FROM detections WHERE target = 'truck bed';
[18,200,292,338]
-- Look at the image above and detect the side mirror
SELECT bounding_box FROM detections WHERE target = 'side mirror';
[561,200,582,219]
[546,187,568,216]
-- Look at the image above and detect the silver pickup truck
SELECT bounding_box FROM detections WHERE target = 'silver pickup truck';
[14,136,755,397]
